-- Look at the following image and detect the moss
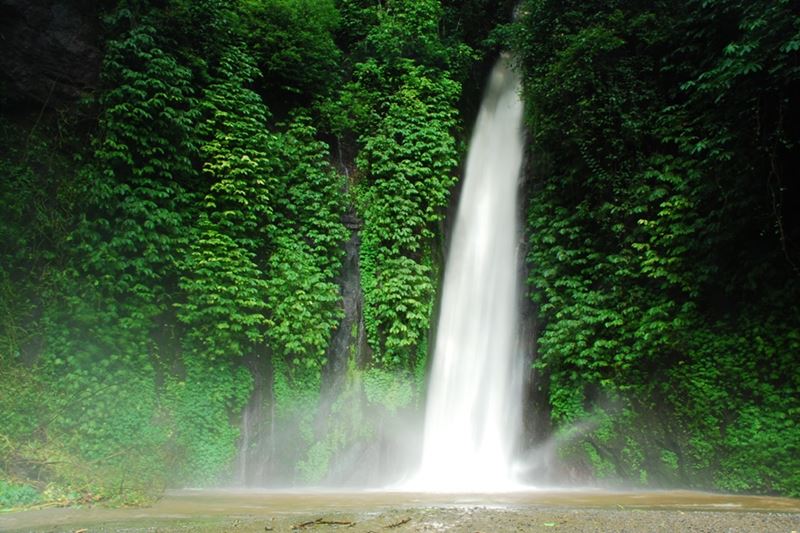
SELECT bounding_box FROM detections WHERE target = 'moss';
[583,442,616,480]
[363,367,414,413]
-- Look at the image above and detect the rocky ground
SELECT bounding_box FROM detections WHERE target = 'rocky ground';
[3,506,800,532]
[2,490,799,532]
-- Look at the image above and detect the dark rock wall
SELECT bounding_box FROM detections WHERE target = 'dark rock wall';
[1,0,102,109]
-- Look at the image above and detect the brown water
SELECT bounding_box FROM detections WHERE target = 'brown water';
[2,489,799,531]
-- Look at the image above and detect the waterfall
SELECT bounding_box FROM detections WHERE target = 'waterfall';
[412,55,526,491]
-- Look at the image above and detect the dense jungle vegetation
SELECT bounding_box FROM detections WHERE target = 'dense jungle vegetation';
[1,0,798,506]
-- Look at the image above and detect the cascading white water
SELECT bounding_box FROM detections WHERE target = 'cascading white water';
[411,55,526,491]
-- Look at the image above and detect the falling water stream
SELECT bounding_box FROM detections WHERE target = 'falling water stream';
[410,55,526,491]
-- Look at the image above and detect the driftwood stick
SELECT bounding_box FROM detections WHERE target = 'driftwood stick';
[293,518,356,529]
[293,518,323,529]
[384,517,411,528]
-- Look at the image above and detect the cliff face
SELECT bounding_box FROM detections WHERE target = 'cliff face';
[0,0,102,108]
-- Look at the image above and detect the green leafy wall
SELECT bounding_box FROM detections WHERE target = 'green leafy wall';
[512,0,800,496]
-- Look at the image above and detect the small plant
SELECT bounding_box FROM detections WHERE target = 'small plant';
[0,480,41,509]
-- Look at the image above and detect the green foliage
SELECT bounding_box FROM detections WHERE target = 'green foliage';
[44,17,200,493]
[177,44,274,361]
[1,354,168,506]
[158,0,242,59]
[294,361,371,483]
[273,358,321,422]
[321,0,479,377]
[365,0,446,67]
[0,480,41,509]
[336,0,380,49]
[84,21,198,302]
[514,0,800,495]
[165,360,252,484]
[293,359,415,484]
[665,315,800,494]
[2,28,192,494]
[363,368,414,413]
[265,114,348,373]
[239,0,342,102]
[265,237,342,370]
[179,226,269,359]
[172,40,349,483]
[348,58,461,367]
[271,358,323,480]
[583,442,616,480]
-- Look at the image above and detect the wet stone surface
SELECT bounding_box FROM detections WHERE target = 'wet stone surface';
[2,490,799,532]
